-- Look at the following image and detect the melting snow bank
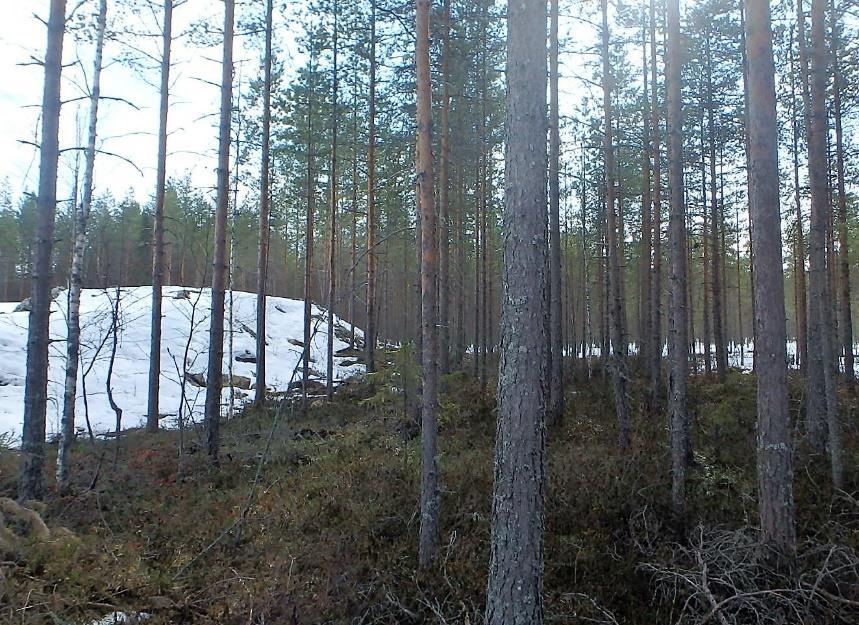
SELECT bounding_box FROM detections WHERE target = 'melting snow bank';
[0,286,364,442]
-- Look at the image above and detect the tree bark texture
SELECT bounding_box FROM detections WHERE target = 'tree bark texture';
[484,0,547,620]
[19,0,66,502]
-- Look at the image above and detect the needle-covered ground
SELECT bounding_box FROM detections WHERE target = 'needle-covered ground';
[0,365,857,624]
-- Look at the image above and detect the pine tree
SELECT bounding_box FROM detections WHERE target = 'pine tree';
[147,0,174,434]
[548,0,564,425]
[744,0,796,555]
[485,0,547,618]
[416,0,440,569]
[19,0,67,502]
[254,0,274,406]
[204,0,236,464]
[666,0,689,520]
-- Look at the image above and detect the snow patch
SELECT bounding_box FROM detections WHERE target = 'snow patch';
[0,286,364,442]
[86,612,150,625]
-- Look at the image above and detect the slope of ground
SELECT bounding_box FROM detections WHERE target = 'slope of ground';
[0,367,856,624]
[0,286,364,442]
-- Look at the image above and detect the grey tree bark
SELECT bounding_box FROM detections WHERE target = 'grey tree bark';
[796,0,827,448]
[438,0,451,375]
[639,8,653,388]
[789,29,808,374]
[57,0,107,494]
[548,0,563,425]
[705,37,727,381]
[416,0,439,569]
[302,39,317,415]
[19,0,66,502]
[147,0,174,434]
[204,0,235,464]
[365,0,377,374]
[479,5,489,391]
[326,1,339,401]
[807,0,843,488]
[666,0,689,521]
[254,0,273,406]
[744,0,797,555]
[602,0,631,449]
[649,0,663,408]
[740,6,758,374]
[830,1,853,379]
[484,0,547,620]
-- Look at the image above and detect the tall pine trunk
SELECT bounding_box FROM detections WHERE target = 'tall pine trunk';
[789,28,808,373]
[57,0,106,493]
[548,0,564,424]
[807,0,843,487]
[20,0,66,501]
[350,80,358,349]
[831,0,852,378]
[745,0,796,554]
[303,39,317,414]
[204,0,235,464]
[479,5,489,391]
[255,0,273,406]
[147,0,173,434]
[649,0,663,407]
[705,37,726,380]
[740,6,758,373]
[602,0,631,449]
[416,0,439,569]
[326,2,339,401]
[796,0,827,445]
[666,0,688,520]
[438,0,451,375]
[639,8,653,385]
[485,0,547,617]
[365,0,377,373]
[701,141,712,376]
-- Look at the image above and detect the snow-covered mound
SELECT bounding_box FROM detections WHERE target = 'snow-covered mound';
[0,286,364,441]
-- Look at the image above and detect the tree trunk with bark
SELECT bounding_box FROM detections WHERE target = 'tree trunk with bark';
[666,0,688,521]
[796,0,827,445]
[484,0,547,618]
[255,0,273,406]
[702,148,712,376]
[19,0,66,502]
[789,28,808,373]
[706,36,727,381]
[744,0,797,555]
[147,0,173,434]
[365,0,377,374]
[303,41,317,414]
[326,2,339,401]
[479,6,489,391]
[350,80,358,349]
[602,0,631,449]
[204,0,235,465]
[807,0,843,487]
[416,0,439,569]
[548,0,564,425]
[639,9,653,385]
[438,0,451,375]
[830,0,852,379]
[649,0,663,407]
[57,0,106,493]
[740,6,758,374]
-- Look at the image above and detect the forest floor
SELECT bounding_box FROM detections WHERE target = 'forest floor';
[1,362,858,624]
